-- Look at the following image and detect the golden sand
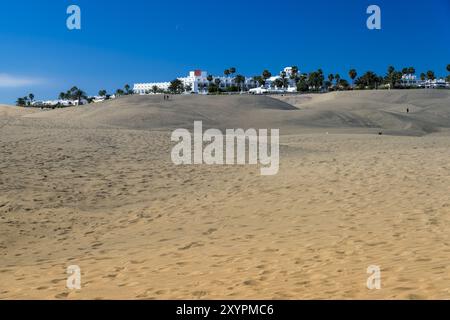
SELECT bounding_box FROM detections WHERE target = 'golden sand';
[1,91,450,299]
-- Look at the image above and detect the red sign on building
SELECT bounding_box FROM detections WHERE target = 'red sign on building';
[194,70,202,77]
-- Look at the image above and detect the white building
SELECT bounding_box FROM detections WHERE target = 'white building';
[400,74,450,89]
[134,70,274,95]
[134,81,171,93]
[400,74,420,87]
[420,78,449,89]
[31,99,88,107]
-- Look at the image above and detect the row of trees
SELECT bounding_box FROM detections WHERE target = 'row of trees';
[17,84,135,107]
[165,64,449,95]
[97,84,134,98]
[16,93,35,107]
[295,64,450,92]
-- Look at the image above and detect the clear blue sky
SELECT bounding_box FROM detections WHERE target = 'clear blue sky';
[0,0,448,104]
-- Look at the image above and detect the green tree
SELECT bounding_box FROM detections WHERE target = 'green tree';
[274,78,284,89]
[253,76,264,87]
[59,92,66,100]
[385,66,401,88]
[426,70,435,80]
[408,67,415,75]
[169,79,184,93]
[61,86,87,105]
[420,73,426,81]
[262,70,272,86]
[224,69,230,77]
[447,64,450,73]
[234,74,245,92]
[387,66,395,74]
[98,90,107,97]
[308,70,324,91]
[338,79,350,90]
[280,71,288,88]
[334,73,341,85]
[356,71,382,89]
[16,97,26,107]
[28,93,34,104]
[229,67,236,78]
[296,77,309,92]
[327,74,334,89]
[208,83,219,93]
[124,84,133,95]
[348,69,357,88]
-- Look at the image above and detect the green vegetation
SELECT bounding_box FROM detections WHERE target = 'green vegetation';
[169,79,184,94]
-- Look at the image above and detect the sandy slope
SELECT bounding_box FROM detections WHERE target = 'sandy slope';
[1,90,450,299]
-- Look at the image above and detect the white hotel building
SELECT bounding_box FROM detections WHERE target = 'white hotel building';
[399,74,450,89]
[133,67,298,94]
[134,70,254,94]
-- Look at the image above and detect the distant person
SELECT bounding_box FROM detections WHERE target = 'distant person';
[407,108,409,113]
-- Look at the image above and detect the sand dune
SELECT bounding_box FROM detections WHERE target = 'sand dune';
[272,90,450,135]
[27,90,450,136]
[26,95,297,131]
[1,90,450,299]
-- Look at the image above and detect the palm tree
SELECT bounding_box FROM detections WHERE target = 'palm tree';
[98,90,107,97]
[387,66,395,75]
[280,71,288,89]
[28,93,34,104]
[72,87,87,105]
[327,74,334,90]
[223,70,230,88]
[152,86,159,94]
[168,79,184,94]
[253,76,264,87]
[420,73,426,81]
[447,64,450,73]
[385,66,400,88]
[408,67,415,75]
[214,78,221,91]
[426,70,435,80]
[116,89,125,96]
[124,84,133,95]
[229,67,236,78]
[234,74,245,92]
[334,74,341,90]
[274,78,283,89]
[16,97,26,107]
[349,69,357,88]
[262,70,271,87]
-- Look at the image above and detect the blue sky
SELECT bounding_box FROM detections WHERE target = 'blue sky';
[0,0,448,104]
